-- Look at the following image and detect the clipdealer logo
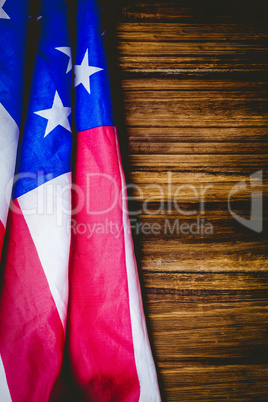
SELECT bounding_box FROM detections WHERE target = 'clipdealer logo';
[7,170,264,236]
[228,170,263,233]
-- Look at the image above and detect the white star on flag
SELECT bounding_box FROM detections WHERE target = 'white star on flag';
[34,91,71,138]
[55,47,72,73]
[0,0,10,19]
[74,49,103,94]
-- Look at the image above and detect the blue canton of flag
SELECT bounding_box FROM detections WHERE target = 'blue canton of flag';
[13,0,73,199]
[0,0,29,124]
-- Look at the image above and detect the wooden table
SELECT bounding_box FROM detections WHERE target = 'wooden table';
[105,1,268,400]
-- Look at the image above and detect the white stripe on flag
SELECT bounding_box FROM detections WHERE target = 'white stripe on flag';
[115,131,161,401]
[17,172,72,327]
[0,355,12,402]
[0,103,19,226]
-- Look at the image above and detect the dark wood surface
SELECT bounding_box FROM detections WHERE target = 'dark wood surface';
[108,1,268,400]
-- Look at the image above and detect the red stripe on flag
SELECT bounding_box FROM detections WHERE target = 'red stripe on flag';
[0,200,64,402]
[0,220,4,258]
[68,126,140,401]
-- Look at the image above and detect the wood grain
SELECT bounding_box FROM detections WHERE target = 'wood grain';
[129,172,266,199]
[158,364,268,401]
[119,0,267,23]
[139,240,268,272]
[144,273,268,400]
[115,20,268,72]
[124,91,268,127]
[116,22,268,41]
[126,126,268,143]
[112,0,268,400]
[118,43,268,73]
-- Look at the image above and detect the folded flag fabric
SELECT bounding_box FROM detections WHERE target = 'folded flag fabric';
[0,1,31,397]
[0,0,161,401]
[0,1,73,400]
[0,0,30,259]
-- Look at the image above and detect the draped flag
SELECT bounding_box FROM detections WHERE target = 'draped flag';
[0,1,72,400]
[0,0,30,259]
[0,0,161,401]
[0,0,31,397]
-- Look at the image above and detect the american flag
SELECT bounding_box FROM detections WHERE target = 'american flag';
[0,0,161,401]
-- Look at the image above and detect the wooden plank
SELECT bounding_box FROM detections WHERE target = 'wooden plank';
[121,77,268,91]
[128,172,266,201]
[138,240,268,272]
[125,126,268,143]
[147,301,268,362]
[143,272,268,291]
[123,91,268,127]
[129,154,268,172]
[132,214,266,246]
[117,56,268,74]
[158,364,268,401]
[117,41,268,73]
[119,0,268,23]
[116,22,268,42]
[128,140,268,154]
[143,274,268,362]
